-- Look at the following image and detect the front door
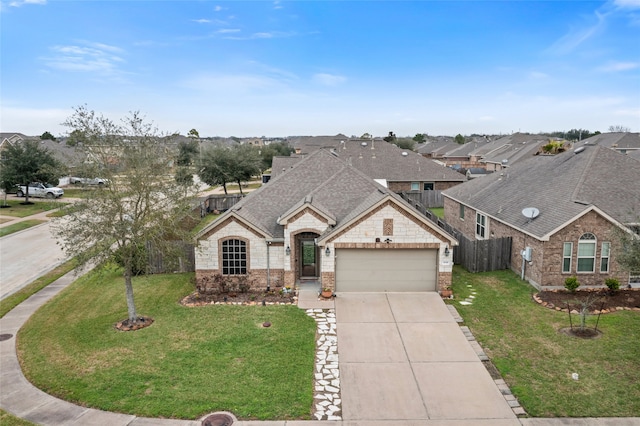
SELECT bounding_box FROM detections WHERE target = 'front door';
[300,239,318,279]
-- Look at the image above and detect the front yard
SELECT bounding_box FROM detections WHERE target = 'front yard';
[450,266,640,417]
[17,267,317,420]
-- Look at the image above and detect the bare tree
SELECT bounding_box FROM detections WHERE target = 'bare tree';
[608,125,630,133]
[52,106,199,326]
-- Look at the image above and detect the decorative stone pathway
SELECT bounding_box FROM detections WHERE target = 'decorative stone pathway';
[305,308,342,421]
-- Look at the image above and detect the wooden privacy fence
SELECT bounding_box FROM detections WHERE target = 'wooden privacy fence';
[399,194,512,273]
[147,241,196,274]
[401,190,444,208]
[453,234,512,273]
[203,194,243,213]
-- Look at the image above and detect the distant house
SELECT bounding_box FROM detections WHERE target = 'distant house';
[579,132,640,157]
[195,149,457,294]
[443,143,640,289]
[0,133,27,159]
[272,139,466,194]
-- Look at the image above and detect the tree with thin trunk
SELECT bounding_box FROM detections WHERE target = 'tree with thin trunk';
[51,106,199,327]
[230,144,262,194]
[198,145,234,194]
[0,139,64,204]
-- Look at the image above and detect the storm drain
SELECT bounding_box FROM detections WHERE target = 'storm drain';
[0,334,13,342]
[201,412,234,426]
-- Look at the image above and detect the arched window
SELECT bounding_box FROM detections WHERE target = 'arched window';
[577,233,596,273]
[222,239,247,275]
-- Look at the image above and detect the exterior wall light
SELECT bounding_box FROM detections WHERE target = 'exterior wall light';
[325,247,331,257]
[444,245,450,257]
[285,246,291,256]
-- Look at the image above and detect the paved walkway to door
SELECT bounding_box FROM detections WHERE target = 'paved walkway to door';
[334,292,519,425]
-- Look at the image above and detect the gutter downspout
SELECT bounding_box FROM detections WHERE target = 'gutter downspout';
[266,241,271,291]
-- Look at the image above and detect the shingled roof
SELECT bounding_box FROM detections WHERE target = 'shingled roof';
[199,149,398,239]
[443,144,640,239]
[271,140,464,182]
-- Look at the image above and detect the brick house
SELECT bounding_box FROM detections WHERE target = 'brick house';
[195,149,457,294]
[442,143,640,289]
[272,139,466,194]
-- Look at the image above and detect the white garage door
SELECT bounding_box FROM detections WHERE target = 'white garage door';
[335,249,437,292]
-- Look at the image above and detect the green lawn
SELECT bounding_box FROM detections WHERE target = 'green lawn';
[450,266,640,417]
[0,219,46,237]
[0,200,66,217]
[429,207,444,218]
[17,267,317,420]
[0,410,35,426]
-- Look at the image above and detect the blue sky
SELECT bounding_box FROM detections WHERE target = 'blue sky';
[1,0,639,137]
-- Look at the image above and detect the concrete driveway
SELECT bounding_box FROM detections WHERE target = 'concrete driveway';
[335,292,519,425]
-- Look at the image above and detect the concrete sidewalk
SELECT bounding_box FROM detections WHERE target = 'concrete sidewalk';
[1,273,638,425]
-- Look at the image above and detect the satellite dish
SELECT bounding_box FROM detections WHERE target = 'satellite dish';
[574,146,585,154]
[522,207,540,221]
[401,152,408,156]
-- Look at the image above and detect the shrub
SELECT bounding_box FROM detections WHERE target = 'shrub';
[605,278,620,292]
[564,276,580,293]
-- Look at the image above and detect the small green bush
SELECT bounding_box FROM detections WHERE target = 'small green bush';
[605,278,620,292]
[564,276,580,293]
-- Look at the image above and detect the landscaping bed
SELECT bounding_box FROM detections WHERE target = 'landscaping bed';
[535,288,640,313]
[181,289,296,306]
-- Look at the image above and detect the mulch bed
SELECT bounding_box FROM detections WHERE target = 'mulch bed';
[534,289,640,313]
[115,316,154,331]
[181,290,296,307]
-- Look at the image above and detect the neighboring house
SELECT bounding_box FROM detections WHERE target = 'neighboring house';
[272,139,466,194]
[580,132,640,157]
[479,133,550,171]
[442,143,640,289]
[0,133,27,159]
[465,168,490,180]
[287,134,347,155]
[195,149,457,293]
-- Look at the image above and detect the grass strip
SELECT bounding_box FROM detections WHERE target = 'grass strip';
[0,259,78,318]
[0,200,67,217]
[17,268,316,420]
[0,409,35,426]
[0,220,46,237]
[450,266,640,417]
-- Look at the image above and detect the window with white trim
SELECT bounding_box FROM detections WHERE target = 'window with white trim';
[476,213,487,239]
[423,182,434,191]
[600,241,610,273]
[410,182,419,191]
[222,239,247,275]
[577,233,596,273]
[562,242,572,273]
[459,204,465,220]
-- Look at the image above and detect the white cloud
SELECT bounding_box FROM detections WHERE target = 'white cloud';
[546,10,608,55]
[214,5,224,12]
[273,1,283,10]
[598,61,639,72]
[193,18,211,24]
[312,73,347,87]
[217,28,240,34]
[43,42,125,75]
[8,0,46,7]
[613,0,640,9]
[528,71,549,79]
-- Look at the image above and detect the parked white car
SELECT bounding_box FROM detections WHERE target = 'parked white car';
[16,183,64,199]
[70,177,109,185]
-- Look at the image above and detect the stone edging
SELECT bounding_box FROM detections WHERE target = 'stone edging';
[451,306,527,418]
[305,308,342,421]
[532,293,640,314]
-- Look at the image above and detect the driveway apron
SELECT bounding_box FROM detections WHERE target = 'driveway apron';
[335,292,517,422]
